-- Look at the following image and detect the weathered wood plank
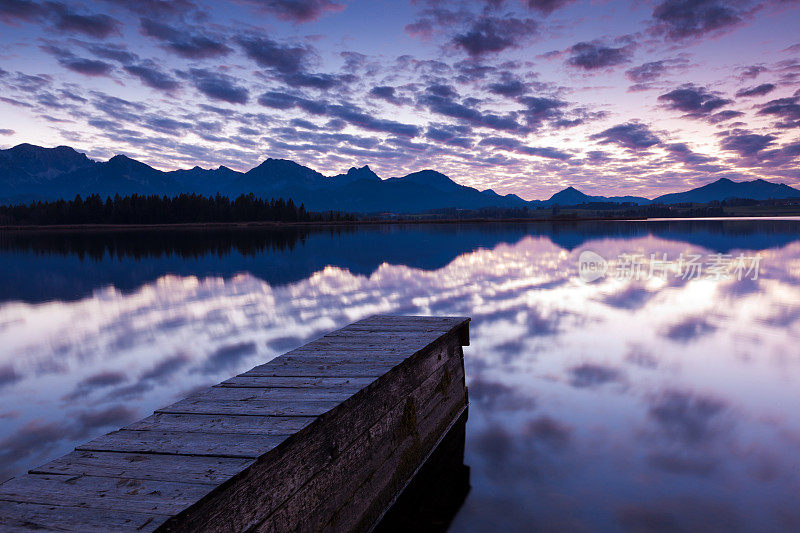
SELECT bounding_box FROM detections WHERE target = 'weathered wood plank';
[0,474,209,515]
[266,355,409,367]
[155,398,343,417]
[351,316,469,325]
[254,352,466,533]
[0,315,471,532]
[240,361,399,378]
[323,362,467,532]
[215,376,376,389]
[126,413,316,435]
[76,430,290,458]
[174,385,363,404]
[160,335,461,531]
[0,500,169,532]
[30,451,252,486]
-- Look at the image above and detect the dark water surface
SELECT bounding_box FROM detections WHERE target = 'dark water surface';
[1,220,798,531]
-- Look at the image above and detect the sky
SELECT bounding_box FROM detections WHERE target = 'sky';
[0,0,799,200]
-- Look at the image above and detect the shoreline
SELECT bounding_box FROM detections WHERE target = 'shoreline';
[0,216,641,232]
[2,213,800,232]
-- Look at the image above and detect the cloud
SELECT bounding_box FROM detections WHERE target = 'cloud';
[0,128,14,135]
[282,72,352,90]
[590,121,661,150]
[140,18,231,59]
[0,419,67,469]
[0,364,21,388]
[0,1,119,38]
[523,0,575,15]
[719,130,776,156]
[648,390,727,444]
[73,405,138,438]
[424,124,474,148]
[479,136,571,159]
[469,377,536,410]
[369,85,405,105]
[0,0,44,22]
[757,95,800,128]
[258,91,421,137]
[183,68,249,104]
[100,0,198,17]
[123,61,180,91]
[658,84,731,119]
[236,35,308,74]
[236,35,346,90]
[626,60,670,83]
[241,0,346,22]
[517,146,571,160]
[419,87,520,131]
[650,0,749,41]
[202,341,257,374]
[568,363,624,388]
[567,41,633,70]
[41,44,114,77]
[63,370,126,400]
[517,96,568,128]
[140,353,190,383]
[452,16,538,57]
[707,109,744,123]
[86,43,137,64]
[735,83,776,97]
[738,64,767,80]
[49,2,120,38]
[487,71,531,97]
[524,416,572,449]
[567,40,633,70]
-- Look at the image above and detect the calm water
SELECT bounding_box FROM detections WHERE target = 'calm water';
[1,220,799,531]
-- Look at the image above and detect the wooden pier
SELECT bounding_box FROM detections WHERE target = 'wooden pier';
[0,315,470,532]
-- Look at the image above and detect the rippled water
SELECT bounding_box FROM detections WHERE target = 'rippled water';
[1,220,798,531]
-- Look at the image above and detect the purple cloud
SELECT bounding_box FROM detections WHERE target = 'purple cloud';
[50,2,120,38]
[487,72,529,97]
[141,18,231,59]
[650,0,748,41]
[590,122,661,150]
[419,88,520,131]
[258,91,420,137]
[567,41,633,70]
[719,131,776,156]
[0,0,44,22]
[236,35,308,74]
[369,86,404,105]
[123,62,179,91]
[241,0,346,22]
[757,96,800,128]
[41,44,114,77]
[523,0,575,15]
[735,83,776,97]
[453,16,538,57]
[658,84,731,119]
[184,68,249,104]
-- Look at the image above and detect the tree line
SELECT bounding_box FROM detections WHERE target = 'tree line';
[0,193,356,225]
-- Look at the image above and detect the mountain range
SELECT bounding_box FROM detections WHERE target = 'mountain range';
[2,144,799,213]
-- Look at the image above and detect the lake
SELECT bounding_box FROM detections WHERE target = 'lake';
[1,219,798,531]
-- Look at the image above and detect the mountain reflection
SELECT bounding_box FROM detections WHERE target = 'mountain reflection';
[0,220,799,531]
[2,219,799,302]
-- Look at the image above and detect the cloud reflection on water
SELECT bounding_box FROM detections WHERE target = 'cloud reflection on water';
[0,223,798,530]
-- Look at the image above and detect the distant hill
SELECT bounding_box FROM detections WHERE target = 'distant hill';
[1,144,799,212]
[652,178,800,204]
[541,186,652,206]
